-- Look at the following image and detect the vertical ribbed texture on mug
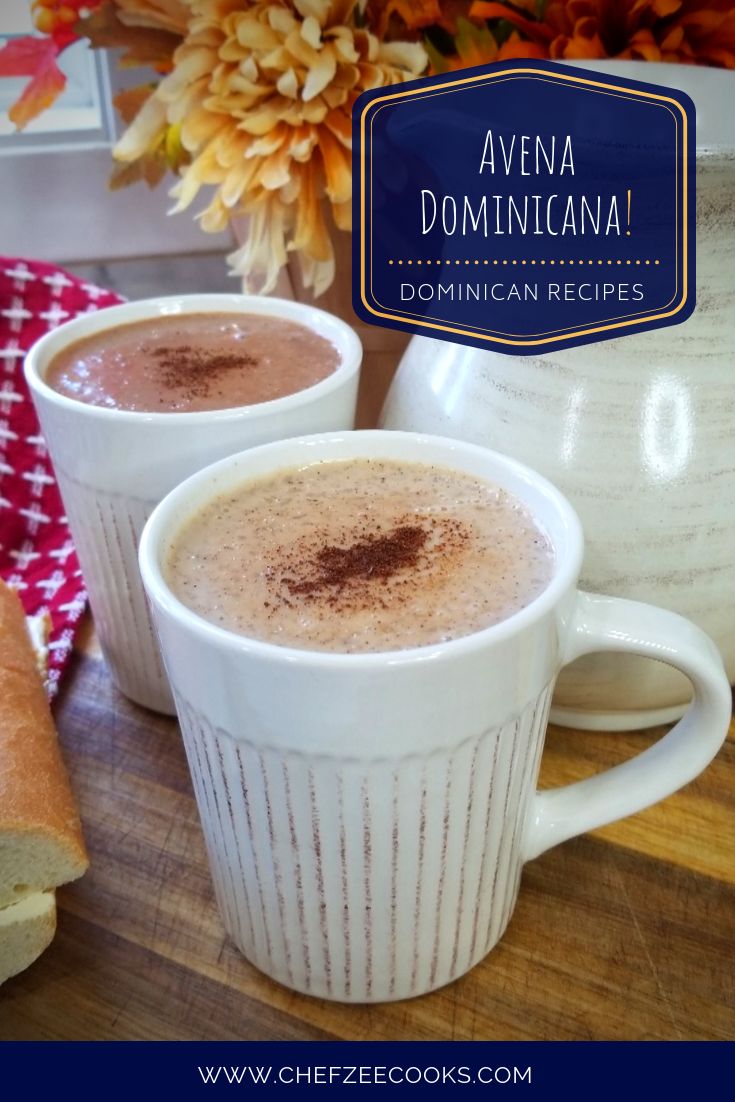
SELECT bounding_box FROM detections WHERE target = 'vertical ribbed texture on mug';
[54,469,172,712]
[174,684,554,1002]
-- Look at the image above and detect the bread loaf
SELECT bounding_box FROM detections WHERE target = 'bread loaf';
[0,891,56,985]
[0,581,88,910]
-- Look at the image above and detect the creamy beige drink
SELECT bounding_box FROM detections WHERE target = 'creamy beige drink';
[45,312,340,413]
[165,458,554,652]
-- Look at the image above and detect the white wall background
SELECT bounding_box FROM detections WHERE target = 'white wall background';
[0,1,233,264]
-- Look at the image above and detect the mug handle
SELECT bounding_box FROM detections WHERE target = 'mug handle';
[522,591,732,861]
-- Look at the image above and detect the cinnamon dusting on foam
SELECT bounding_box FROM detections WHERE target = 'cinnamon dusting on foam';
[284,525,428,597]
[267,515,474,618]
[148,344,257,404]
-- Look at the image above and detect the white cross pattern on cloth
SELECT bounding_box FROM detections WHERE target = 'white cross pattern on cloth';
[25,433,48,457]
[39,302,71,328]
[1,382,24,414]
[22,463,55,498]
[35,569,65,600]
[57,594,85,621]
[9,539,41,570]
[81,282,105,300]
[19,501,52,534]
[43,272,74,294]
[49,539,75,564]
[1,341,22,372]
[1,297,33,332]
[3,264,35,287]
[48,626,75,653]
[0,420,19,442]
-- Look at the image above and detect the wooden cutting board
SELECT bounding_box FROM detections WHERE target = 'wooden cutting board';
[0,631,732,1041]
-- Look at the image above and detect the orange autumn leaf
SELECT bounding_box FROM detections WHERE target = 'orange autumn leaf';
[467,0,735,67]
[388,0,444,26]
[428,16,544,71]
[0,35,66,130]
[495,33,548,59]
[112,82,156,126]
[108,151,167,190]
[371,0,444,37]
[8,64,66,130]
[469,2,553,42]
[76,0,182,68]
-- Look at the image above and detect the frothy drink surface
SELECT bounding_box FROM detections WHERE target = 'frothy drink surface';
[45,312,340,413]
[165,459,554,652]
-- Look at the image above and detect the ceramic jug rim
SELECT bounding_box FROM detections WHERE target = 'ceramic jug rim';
[560,59,735,151]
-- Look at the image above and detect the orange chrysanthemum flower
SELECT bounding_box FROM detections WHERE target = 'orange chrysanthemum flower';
[468,0,735,68]
[427,15,545,73]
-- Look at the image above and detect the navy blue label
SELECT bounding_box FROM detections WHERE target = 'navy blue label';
[353,60,695,355]
[0,1040,731,1099]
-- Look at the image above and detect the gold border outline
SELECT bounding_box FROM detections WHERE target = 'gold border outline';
[358,67,689,348]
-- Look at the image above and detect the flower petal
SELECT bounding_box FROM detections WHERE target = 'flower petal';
[277,66,299,98]
[301,15,323,50]
[257,149,293,190]
[114,93,168,161]
[303,50,338,100]
[294,0,335,27]
[378,40,429,74]
[235,19,281,51]
[319,126,352,203]
[331,198,352,231]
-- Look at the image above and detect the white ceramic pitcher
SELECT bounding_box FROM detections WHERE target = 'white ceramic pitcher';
[380,62,735,731]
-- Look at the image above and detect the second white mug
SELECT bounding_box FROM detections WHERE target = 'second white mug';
[25,294,362,713]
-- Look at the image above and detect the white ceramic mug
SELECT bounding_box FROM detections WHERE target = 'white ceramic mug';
[138,431,731,1002]
[24,295,362,713]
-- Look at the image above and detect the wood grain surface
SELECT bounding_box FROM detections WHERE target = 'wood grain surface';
[0,630,732,1041]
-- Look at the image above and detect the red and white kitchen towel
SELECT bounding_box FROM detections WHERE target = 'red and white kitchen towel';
[0,257,124,698]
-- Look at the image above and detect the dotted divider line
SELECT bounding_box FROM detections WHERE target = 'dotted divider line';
[387,259,660,267]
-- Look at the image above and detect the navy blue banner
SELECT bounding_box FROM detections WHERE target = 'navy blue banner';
[1,1040,731,1098]
[353,60,695,355]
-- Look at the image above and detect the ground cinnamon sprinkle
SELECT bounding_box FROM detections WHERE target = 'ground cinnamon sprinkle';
[151,344,257,400]
[286,525,428,597]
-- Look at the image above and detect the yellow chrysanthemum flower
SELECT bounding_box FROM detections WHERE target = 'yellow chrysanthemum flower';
[114,0,427,294]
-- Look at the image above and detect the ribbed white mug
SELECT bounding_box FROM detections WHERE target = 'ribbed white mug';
[139,431,731,1002]
[24,295,361,713]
